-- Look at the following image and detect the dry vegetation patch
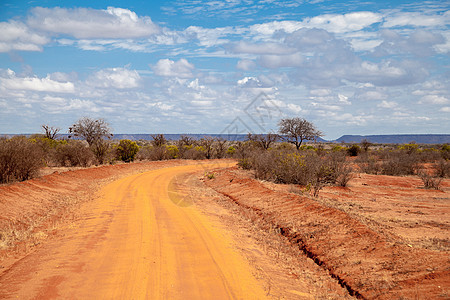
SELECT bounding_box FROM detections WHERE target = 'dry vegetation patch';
[205,166,450,299]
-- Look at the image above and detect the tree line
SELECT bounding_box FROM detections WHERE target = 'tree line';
[1,116,448,190]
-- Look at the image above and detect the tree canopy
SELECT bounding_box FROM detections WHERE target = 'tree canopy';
[278,117,323,150]
[69,117,112,146]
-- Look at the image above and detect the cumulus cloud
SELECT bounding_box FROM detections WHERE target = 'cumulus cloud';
[87,67,141,89]
[382,11,450,28]
[346,60,429,86]
[0,69,74,93]
[27,7,160,39]
[237,76,261,87]
[374,29,445,57]
[152,58,195,78]
[250,11,382,36]
[0,20,49,52]
[303,11,383,33]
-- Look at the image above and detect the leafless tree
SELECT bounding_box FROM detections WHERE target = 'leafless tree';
[177,135,196,158]
[360,139,372,152]
[200,137,215,159]
[247,133,279,150]
[69,117,112,146]
[213,138,228,158]
[151,134,167,147]
[278,117,323,150]
[41,125,60,140]
[69,117,113,164]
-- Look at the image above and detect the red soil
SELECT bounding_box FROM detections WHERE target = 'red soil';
[204,167,450,299]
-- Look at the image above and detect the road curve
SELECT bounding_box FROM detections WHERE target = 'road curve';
[0,162,267,299]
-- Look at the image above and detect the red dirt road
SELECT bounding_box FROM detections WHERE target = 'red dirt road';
[0,162,268,299]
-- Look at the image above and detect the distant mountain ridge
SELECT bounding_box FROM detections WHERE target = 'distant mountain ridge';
[2,133,449,144]
[335,134,450,144]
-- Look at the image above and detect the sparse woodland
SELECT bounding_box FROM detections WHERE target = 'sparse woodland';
[0,118,448,191]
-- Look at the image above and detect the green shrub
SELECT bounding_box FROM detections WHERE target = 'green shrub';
[226,146,236,157]
[239,149,353,196]
[347,144,361,156]
[166,145,179,159]
[116,139,140,162]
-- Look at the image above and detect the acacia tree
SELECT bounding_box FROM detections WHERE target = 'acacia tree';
[69,117,113,164]
[247,133,279,150]
[69,117,112,146]
[278,117,323,150]
[151,134,167,147]
[41,125,60,140]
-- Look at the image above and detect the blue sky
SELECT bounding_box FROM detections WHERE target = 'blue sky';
[0,0,449,139]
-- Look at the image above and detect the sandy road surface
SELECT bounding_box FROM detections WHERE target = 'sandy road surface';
[0,162,267,299]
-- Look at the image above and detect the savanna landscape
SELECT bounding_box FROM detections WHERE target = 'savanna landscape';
[0,117,449,299]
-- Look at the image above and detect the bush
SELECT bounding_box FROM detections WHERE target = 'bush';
[240,149,353,195]
[441,144,450,160]
[55,140,94,167]
[136,145,169,161]
[183,146,206,160]
[418,171,442,190]
[0,137,43,183]
[381,151,419,176]
[226,146,236,157]
[166,145,179,159]
[347,144,361,156]
[116,139,139,162]
[29,136,70,166]
[356,154,382,174]
[435,159,450,178]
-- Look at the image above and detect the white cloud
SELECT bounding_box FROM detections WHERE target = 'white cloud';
[358,90,387,100]
[259,52,304,68]
[237,76,260,87]
[303,12,382,33]
[146,101,174,111]
[377,100,398,108]
[27,7,160,39]
[0,69,74,93]
[382,11,450,28]
[440,107,450,112]
[0,20,49,52]
[236,59,257,71]
[310,89,330,96]
[232,40,294,55]
[374,29,445,57]
[287,103,302,113]
[419,95,449,105]
[250,11,382,36]
[346,60,428,86]
[183,26,242,47]
[250,20,303,36]
[338,94,351,105]
[87,67,141,89]
[187,78,205,91]
[152,58,195,78]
